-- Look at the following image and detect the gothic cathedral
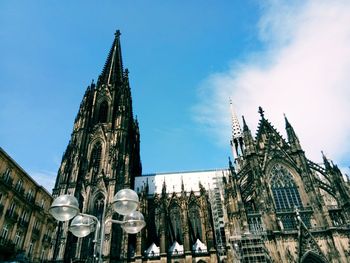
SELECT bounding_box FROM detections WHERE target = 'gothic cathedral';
[52,31,141,262]
[52,32,350,263]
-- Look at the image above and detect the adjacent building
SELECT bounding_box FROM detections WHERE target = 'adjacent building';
[0,147,56,262]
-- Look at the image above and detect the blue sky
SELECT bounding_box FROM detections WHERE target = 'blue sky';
[1,1,350,191]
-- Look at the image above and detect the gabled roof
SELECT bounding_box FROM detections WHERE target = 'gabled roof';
[255,108,288,148]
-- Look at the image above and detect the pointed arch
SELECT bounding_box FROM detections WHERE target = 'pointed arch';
[168,203,183,244]
[269,163,303,211]
[188,198,203,243]
[92,192,105,222]
[300,251,328,263]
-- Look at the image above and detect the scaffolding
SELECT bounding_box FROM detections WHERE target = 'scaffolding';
[209,171,227,262]
[229,232,270,263]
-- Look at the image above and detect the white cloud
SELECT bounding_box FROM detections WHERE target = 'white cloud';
[195,0,350,164]
[29,170,56,193]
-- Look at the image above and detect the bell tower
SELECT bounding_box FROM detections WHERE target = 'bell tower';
[52,31,142,262]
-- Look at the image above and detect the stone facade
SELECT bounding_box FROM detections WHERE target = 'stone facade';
[0,147,56,262]
[51,32,350,263]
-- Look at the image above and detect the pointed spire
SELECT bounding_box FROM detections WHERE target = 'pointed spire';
[284,113,291,128]
[229,99,242,140]
[98,30,124,86]
[242,115,249,131]
[229,99,244,162]
[284,114,301,150]
[321,151,332,171]
[242,115,256,155]
[162,177,167,196]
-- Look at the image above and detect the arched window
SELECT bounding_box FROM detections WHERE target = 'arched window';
[169,205,183,244]
[301,251,327,263]
[270,164,302,211]
[90,142,102,180]
[93,194,105,222]
[97,101,108,123]
[188,203,202,241]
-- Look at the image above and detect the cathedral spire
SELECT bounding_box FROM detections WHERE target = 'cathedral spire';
[98,30,124,86]
[242,116,256,156]
[284,114,301,151]
[229,99,244,161]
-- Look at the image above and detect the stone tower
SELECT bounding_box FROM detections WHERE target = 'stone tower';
[51,31,142,262]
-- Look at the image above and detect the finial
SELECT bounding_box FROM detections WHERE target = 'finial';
[258,106,265,119]
[115,30,121,38]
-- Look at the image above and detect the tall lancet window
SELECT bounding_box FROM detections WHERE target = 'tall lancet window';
[90,142,102,181]
[188,203,203,242]
[93,194,105,222]
[97,101,108,123]
[169,205,183,244]
[270,164,303,211]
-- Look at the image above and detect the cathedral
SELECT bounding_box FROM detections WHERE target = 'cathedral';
[51,32,350,263]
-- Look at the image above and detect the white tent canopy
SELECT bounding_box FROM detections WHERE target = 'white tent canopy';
[169,241,184,255]
[144,242,160,257]
[192,239,207,252]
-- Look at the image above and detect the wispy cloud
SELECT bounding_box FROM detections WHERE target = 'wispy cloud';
[29,170,56,193]
[194,0,350,164]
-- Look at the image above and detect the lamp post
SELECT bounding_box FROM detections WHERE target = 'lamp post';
[49,189,146,262]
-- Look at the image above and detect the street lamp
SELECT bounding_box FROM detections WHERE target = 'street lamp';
[49,189,145,262]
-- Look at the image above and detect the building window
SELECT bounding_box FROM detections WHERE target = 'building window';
[90,142,102,179]
[1,224,9,240]
[15,179,23,192]
[8,202,16,216]
[93,194,105,222]
[248,216,264,233]
[270,164,302,211]
[279,214,297,230]
[329,211,344,226]
[14,231,22,247]
[3,168,12,185]
[29,240,35,257]
[97,101,108,123]
[20,210,29,227]
[27,189,34,202]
